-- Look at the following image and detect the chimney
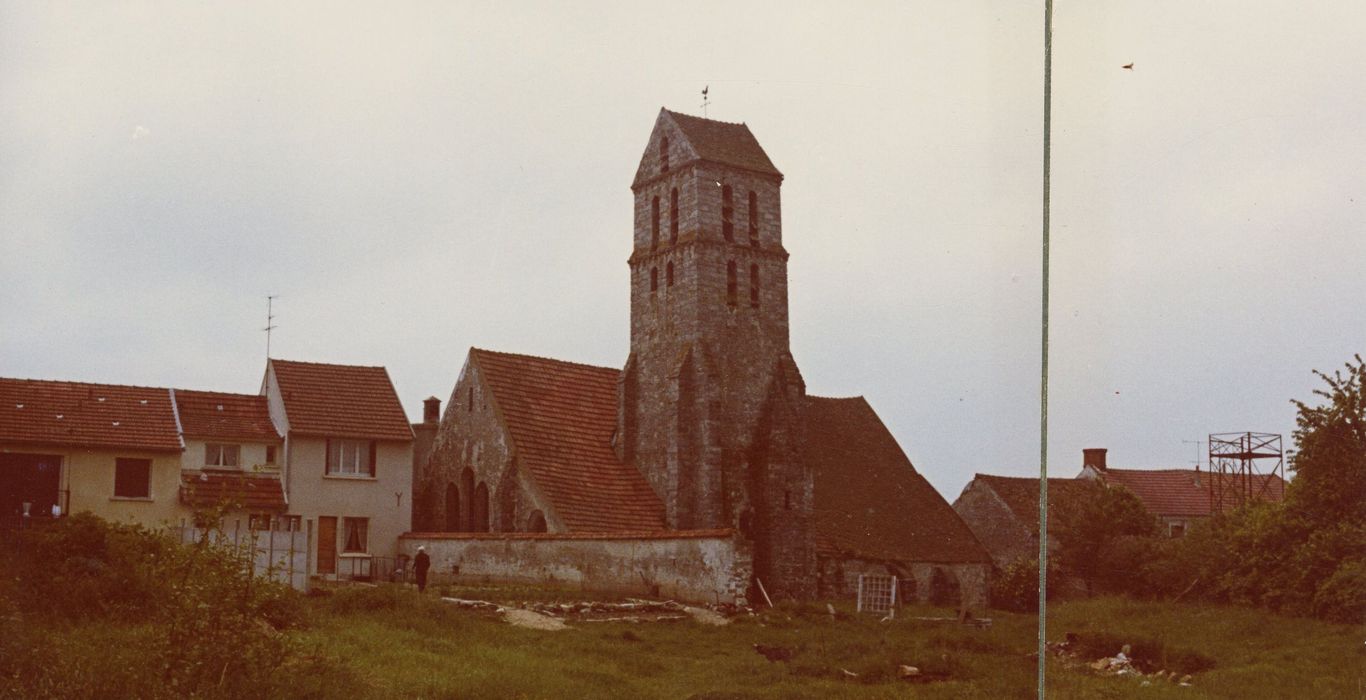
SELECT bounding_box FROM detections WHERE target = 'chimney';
[1083,448,1108,471]
[423,396,441,424]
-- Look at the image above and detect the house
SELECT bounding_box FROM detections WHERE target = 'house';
[413,109,992,606]
[0,378,184,528]
[952,474,1087,568]
[1077,448,1287,536]
[173,389,287,527]
[261,359,414,578]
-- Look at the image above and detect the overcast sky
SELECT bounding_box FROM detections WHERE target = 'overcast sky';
[3,2,1362,500]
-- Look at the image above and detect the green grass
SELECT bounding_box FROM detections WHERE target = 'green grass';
[6,587,1362,699]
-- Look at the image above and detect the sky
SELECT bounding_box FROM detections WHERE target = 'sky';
[2,2,1363,501]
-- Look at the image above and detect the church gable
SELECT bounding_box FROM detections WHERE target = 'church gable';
[631,108,782,190]
[472,349,667,532]
[805,396,991,565]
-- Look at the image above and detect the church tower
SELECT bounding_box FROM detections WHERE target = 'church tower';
[618,108,813,596]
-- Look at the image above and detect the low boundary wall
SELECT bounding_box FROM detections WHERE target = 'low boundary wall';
[399,529,750,604]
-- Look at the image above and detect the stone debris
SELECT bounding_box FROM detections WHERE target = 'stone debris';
[839,668,859,678]
[898,665,921,678]
[504,608,568,631]
[1046,633,1197,687]
[684,606,730,626]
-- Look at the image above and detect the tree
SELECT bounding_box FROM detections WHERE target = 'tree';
[1053,479,1159,594]
[1288,354,1366,526]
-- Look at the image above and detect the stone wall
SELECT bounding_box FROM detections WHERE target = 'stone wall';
[816,554,990,612]
[400,529,751,604]
[952,480,1036,568]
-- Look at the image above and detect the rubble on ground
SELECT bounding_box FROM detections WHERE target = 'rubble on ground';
[1044,634,1196,687]
[437,594,748,627]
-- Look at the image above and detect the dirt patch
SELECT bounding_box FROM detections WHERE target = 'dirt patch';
[504,609,568,631]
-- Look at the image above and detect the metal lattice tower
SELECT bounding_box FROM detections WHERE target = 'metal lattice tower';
[1207,432,1284,514]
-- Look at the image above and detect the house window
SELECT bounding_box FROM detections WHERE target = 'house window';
[326,439,375,476]
[650,266,658,292]
[750,264,760,308]
[248,513,272,531]
[669,188,679,243]
[1170,523,1186,537]
[726,260,738,306]
[205,443,240,468]
[748,190,759,246]
[722,185,734,241]
[659,136,669,173]
[651,196,660,250]
[342,517,368,553]
[666,261,675,287]
[265,445,277,465]
[114,458,151,498]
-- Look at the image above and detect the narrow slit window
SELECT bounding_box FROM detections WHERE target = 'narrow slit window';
[750,263,760,307]
[726,261,737,306]
[722,185,734,241]
[748,191,759,247]
[669,188,679,243]
[651,196,660,250]
[659,136,669,173]
[650,266,658,292]
[666,261,674,287]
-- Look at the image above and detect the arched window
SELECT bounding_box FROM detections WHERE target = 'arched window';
[659,136,669,173]
[650,266,658,292]
[526,510,547,533]
[473,482,490,533]
[750,264,760,307]
[722,185,734,241]
[651,196,660,250]
[467,386,473,412]
[445,483,461,532]
[669,188,679,243]
[666,261,674,287]
[726,260,738,307]
[460,468,475,531]
[748,191,759,247]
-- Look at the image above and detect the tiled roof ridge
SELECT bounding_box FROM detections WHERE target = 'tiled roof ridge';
[976,473,1079,483]
[2,376,170,392]
[173,387,265,399]
[664,108,749,128]
[269,357,387,370]
[806,394,867,402]
[471,347,620,374]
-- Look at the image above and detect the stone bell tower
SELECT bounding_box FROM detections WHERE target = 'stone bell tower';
[616,108,813,596]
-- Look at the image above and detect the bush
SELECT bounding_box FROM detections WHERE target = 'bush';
[0,513,311,698]
[989,557,1056,612]
[1312,558,1366,624]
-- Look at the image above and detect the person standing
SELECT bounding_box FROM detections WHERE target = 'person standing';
[414,546,431,593]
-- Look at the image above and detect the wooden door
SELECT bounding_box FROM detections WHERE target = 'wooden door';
[317,516,336,575]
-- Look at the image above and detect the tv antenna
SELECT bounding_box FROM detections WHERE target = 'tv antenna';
[700,85,710,118]
[1182,438,1204,469]
[264,295,279,359]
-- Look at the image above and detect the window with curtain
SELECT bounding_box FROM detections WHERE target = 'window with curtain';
[343,517,368,553]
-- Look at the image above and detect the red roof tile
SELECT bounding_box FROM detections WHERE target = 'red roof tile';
[1096,467,1286,518]
[180,471,287,511]
[0,377,181,452]
[968,475,1088,533]
[175,389,280,443]
[805,396,990,564]
[665,109,782,176]
[269,359,412,441]
[472,349,666,533]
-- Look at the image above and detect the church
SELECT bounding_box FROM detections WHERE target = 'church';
[412,108,990,605]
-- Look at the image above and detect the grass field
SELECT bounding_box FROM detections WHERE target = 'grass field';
[6,584,1362,699]
[283,586,1361,699]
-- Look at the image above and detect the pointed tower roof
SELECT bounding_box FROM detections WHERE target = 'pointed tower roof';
[633,108,782,187]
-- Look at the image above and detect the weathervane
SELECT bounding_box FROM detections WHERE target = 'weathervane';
[700,85,709,118]
[264,294,279,359]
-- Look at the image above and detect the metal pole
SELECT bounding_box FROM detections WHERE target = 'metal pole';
[1038,0,1055,696]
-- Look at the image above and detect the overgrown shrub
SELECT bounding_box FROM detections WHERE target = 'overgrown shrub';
[1311,557,1366,624]
[989,557,1059,612]
[0,513,313,698]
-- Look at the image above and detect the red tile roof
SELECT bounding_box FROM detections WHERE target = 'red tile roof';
[174,389,280,443]
[665,109,782,177]
[1095,467,1286,518]
[269,359,413,441]
[968,475,1088,533]
[471,349,666,532]
[805,396,990,564]
[0,377,181,452]
[180,471,287,512]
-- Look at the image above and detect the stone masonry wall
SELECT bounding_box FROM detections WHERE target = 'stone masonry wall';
[816,555,989,612]
[416,357,552,534]
[951,480,1035,568]
[400,530,752,604]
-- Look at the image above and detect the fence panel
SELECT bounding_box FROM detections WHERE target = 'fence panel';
[176,526,310,592]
